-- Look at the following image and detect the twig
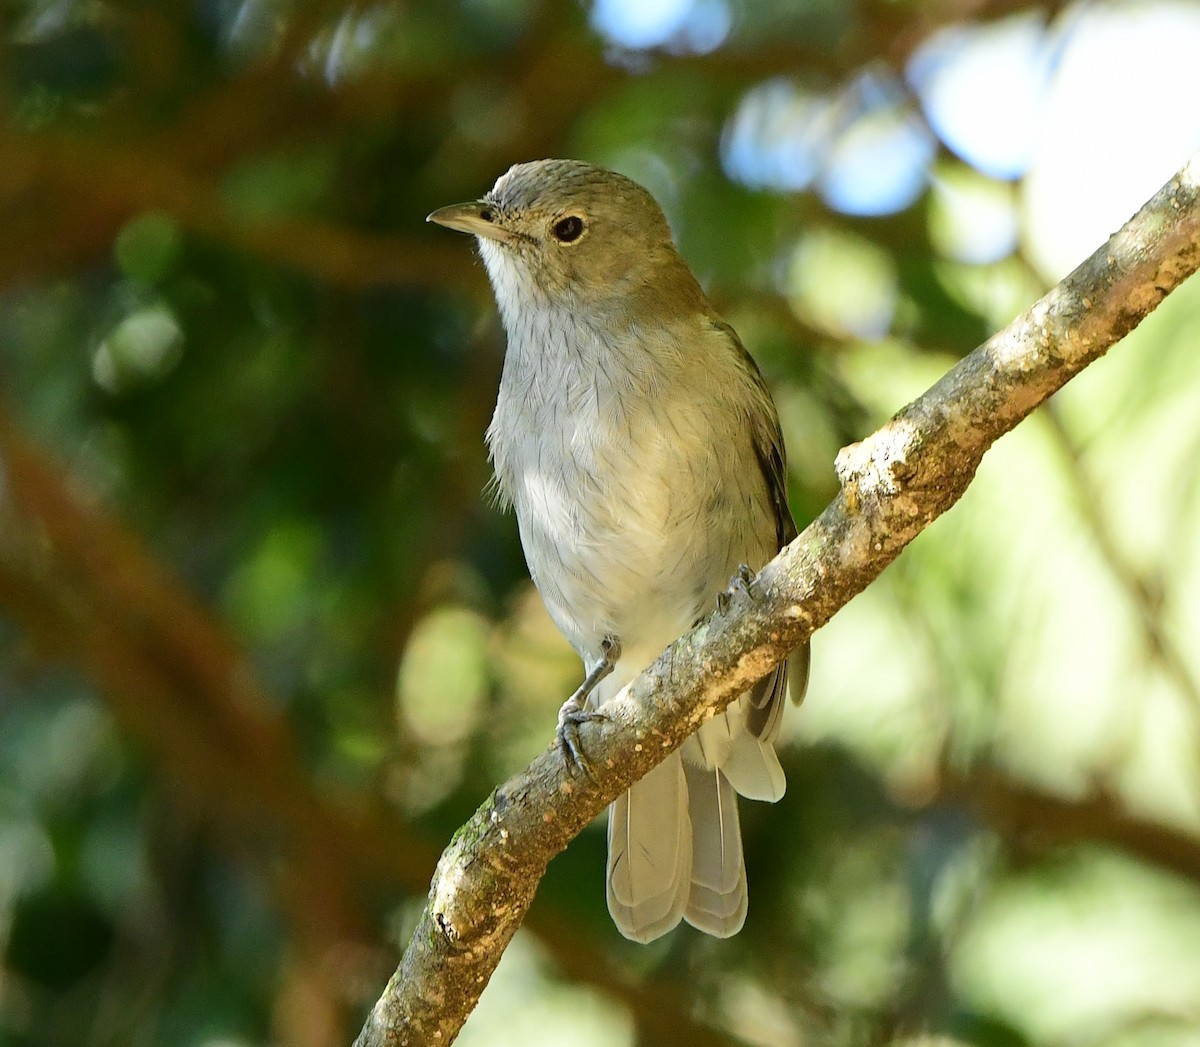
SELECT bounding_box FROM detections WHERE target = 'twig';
[941,764,1200,884]
[1042,401,1200,716]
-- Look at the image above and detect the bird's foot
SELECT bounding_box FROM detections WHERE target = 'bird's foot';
[555,635,620,776]
[556,695,608,777]
[717,563,757,614]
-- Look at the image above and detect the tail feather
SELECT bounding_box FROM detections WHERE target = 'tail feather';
[603,657,796,942]
[682,761,747,937]
[721,732,785,802]
[606,751,691,942]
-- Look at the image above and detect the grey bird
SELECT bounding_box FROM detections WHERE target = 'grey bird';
[428,159,809,942]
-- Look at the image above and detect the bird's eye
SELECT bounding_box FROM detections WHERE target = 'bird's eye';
[552,215,585,243]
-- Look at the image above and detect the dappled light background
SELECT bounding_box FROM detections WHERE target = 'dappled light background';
[3,1,1200,1045]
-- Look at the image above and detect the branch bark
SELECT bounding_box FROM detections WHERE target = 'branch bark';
[355,152,1200,1046]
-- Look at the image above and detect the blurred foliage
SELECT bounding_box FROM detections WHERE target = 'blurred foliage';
[2,1,1200,1045]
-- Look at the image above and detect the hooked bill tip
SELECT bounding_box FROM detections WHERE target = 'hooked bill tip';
[426,201,512,242]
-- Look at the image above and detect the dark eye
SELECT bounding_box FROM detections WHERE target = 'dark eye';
[552,215,585,243]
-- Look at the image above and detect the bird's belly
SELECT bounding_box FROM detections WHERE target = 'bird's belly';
[509,436,759,664]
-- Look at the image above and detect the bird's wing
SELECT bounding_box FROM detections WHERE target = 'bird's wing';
[715,321,809,739]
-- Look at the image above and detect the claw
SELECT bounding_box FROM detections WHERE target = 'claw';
[556,696,608,777]
[717,563,757,613]
[556,636,620,776]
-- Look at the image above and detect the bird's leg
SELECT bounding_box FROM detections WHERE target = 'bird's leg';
[557,635,620,775]
[716,563,756,614]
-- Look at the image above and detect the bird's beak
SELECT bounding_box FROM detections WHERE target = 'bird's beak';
[426,200,515,243]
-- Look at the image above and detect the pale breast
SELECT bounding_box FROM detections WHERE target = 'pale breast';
[488,313,777,662]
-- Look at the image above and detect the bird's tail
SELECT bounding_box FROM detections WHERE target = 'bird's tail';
[606,750,692,943]
[604,747,756,942]
[604,659,793,942]
[681,759,747,936]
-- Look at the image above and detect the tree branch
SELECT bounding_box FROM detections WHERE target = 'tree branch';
[0,1,1071,294]
[940,765,1200,884]
[1041,400,1200,717]
[355,152,1200,1046]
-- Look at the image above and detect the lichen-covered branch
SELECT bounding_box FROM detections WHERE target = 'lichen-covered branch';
[355,153,1200,1046]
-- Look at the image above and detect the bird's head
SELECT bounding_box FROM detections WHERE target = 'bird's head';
[428,159,705,325]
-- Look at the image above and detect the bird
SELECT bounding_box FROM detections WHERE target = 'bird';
[428,159,808,942]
